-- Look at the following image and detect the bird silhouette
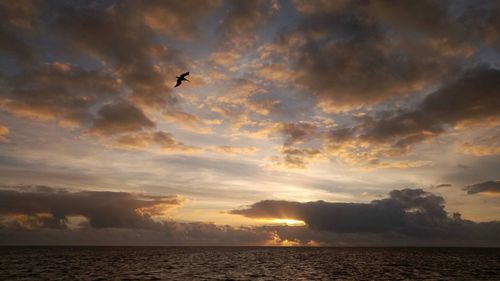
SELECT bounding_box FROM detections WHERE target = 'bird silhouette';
[174,72,190,87]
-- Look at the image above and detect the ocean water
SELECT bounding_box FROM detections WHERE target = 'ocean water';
[0,247,499,280]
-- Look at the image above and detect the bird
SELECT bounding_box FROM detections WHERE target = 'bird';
[174,72,190,87]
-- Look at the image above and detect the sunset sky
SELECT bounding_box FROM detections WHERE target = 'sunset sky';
[0,0,499,246]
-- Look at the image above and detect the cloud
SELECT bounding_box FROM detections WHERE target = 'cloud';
[0,220,275,246]
[464,180,500,195]
[0,186,184,230]
[164,110,214,133]
[209,146,258,155]
[0,0,40,61]
[246,98,281,116]
[322,66,500,167]
[270,146,323,169]
[89,102,156,136]
[254,64,298,83]
[112,131,200,153]
[280,122,317,146]
[459,143,500,156]
[270,1,475,112]
[138,0,222,40]
[232,188,444,233]
[0,1,40,30]
[218,0,277,51]
[269,1,500,114]
[0,123,9,143]
[205,78,266,131]
[231,188,500,243]
[0,62,121,128]
[50,1,220,109]
[458,130,500,156]
[1,186,499,246]
[0,185,274,246]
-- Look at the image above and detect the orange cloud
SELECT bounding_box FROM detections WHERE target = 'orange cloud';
[0,123,9,143]
[112,131,200,153]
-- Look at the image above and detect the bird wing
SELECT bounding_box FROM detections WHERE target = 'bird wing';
[174,79,182,87]
[180,72,190,79]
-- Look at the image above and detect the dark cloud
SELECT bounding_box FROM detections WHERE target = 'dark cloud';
[279,0,473,111]
[89,102,155,136]
[363,66,500,142]
[273,146,322,169]
[0,0,40,61]
[224,0,270,33]
[278,0,500,113]
[207,0,277,71]
[0,185,273,246]
[464,180,500,195]
[322,66,500,165]
[0,186,184,230]
[1,186,499,246]
[0,62,121,127]
[280,122,317,146]
[231,188,500,243]
[0,221,274,246]
[51,1,187,109]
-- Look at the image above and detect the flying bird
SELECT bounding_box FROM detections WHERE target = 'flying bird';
[174,72,190,87]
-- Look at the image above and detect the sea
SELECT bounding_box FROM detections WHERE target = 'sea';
[0,247,499,280]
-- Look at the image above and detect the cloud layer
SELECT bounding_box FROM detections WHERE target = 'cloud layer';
[1,186,498,246]
[231,188,500,243]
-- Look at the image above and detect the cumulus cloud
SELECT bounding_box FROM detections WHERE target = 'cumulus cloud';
[1,186,499,246]
[218,0,277,51]
[322,66,500,167]
[0,62,121,127]
[205,78,266,131]
[257,0,500,115]
[0,185,273,246]
[464,180,500,195]
[231,188,500,243]
[0,186,184,230]
[89,102,156,136]
[270,146,323,169]
[280,122,317,146]
[232,189,444,233]
[272,1,475,111]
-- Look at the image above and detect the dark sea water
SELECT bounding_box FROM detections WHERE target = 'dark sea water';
[0,247,499,280]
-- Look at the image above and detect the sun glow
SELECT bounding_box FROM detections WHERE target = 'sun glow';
[261,218,306,226]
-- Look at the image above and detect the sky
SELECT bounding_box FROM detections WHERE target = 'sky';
[0,0,499,246]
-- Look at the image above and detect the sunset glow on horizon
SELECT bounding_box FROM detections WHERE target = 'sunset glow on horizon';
[0,0,499,247]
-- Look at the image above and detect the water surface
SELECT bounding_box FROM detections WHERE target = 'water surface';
[1,247,499,280]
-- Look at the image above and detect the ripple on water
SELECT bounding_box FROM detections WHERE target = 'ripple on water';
[0,247,499,280]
